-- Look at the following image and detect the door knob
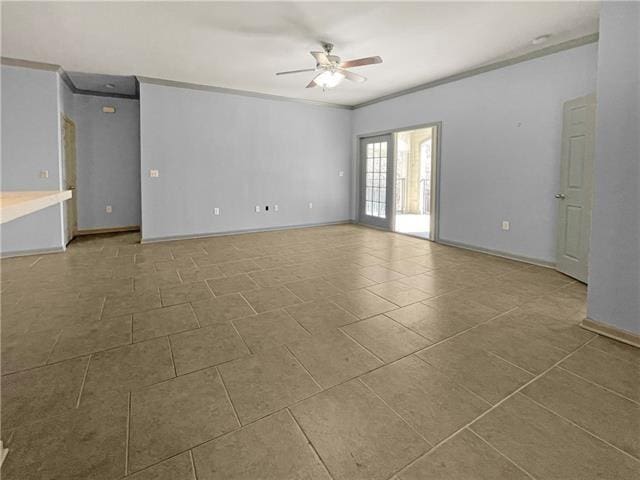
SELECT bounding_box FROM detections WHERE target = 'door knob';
[555,193,566,199]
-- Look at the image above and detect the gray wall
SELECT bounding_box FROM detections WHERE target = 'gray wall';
[352,43,598,263]
[139,82,352,241]
[587,2,640,335]
[1,65,65,255]
[73,95,141,230]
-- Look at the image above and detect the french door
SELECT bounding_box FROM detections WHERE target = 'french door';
[359,134,394,229]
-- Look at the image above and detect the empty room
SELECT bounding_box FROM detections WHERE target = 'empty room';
[1,1,638,479]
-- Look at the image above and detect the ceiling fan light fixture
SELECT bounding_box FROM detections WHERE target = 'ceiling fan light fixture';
[315,70,345,89]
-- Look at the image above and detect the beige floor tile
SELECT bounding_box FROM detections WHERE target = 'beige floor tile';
[397,272,460,296]
[330,289,397,319]
[416,337,533,404]
[341,315,431,362]
[241,286,302,313]
[133,303,199,342]
[218,258,262,276]
[129,368,239,472]
[1,328,60,374]
[285,277,342,301]
[249,267,302,287]
[291,379,429,480]
[233,309,310,352]
[366,280,433,307]
[588,335,640,364]
[560,346,640,402]
[177,264,225,283]
[218,348,320,424]
[324,271,377,291]
[358,264,406,283]
[127,452,195,480]
[285,299,359,333]
[471,393,639,480]
[153,257,196,272]
[81,338,175,403]
[383,260,429,276]
[421,292,501,322]
[49,315,132,362]
[1,395,128,480]
[1,356,88,429]
[134,270,182,291]
[457,322,570,374]
[362,356,488,444]
[386,302,477,342]
[191,293,255,326]
[103,290,162,318]
[170,323,250,375]
[288,330,382,387]
[193,410,330,480]
[159,281,213,307]
[523,367,640,458]
[397,429,531,480]
[207,274,259,295]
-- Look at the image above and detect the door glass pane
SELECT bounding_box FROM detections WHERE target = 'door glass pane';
[363,139,389,219]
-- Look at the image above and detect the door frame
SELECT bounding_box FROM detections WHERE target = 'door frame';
[61,113,78,244]
[356,121,442,242]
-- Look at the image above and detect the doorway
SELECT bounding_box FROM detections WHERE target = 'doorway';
[393,126,438,240]
[62,115,78,244]
[359,134,394,230]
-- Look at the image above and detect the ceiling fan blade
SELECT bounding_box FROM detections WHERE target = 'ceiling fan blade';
[276,68,316,76]
[338,68,367,83]
[339,56,383,68]
[311,51,330,65]
[306,78,318,88]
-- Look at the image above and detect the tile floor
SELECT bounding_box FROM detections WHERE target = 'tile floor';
[1,224,638,480]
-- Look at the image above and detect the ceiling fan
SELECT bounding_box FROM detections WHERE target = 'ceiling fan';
[276,42,382,89]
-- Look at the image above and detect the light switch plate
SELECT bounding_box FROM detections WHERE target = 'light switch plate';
[106,205,112,213]
[274,204,279,212]
[214,208,220,215]
[149,169,159,178]
[339,171,344,177]
[502,220,510,231]
[255,205,260,213]
[308,202,313,209]
[39,170,49,179]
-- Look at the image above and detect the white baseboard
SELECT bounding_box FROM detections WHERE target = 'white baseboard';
[0,246,65,259]
[141,220,353,244]
[581,318,640,348]
[437,238,556,268]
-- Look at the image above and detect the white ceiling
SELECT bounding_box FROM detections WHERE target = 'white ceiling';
[1,2,599,106]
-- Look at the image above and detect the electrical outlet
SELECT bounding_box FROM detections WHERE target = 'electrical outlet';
[255,205,260,213]
[339,171,344,177]
[149,169,159,178]
[213,207,220,215]
[105,205,112,213]
[39,170,49,179]
[308,202,313,209]
[274,204,279,212]
[502,220,510,231]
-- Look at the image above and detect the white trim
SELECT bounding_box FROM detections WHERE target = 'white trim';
[437,238,557,268]
[141,220,353,244]
[0,246,65,259]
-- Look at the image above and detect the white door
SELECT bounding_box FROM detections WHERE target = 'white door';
[556,94,596,283]
[63,116,78,243]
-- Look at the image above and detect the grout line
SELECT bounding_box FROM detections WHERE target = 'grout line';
[44,330,63,364]
[237,291,259,315]
[556,365,640,406]
[284,344,323,390]
[125,392,132,476]
[520,392,640,464]
[189,450,198,480]
[281,307,313,336]
[467,428,538,479]
[287,408,336,480]
[338,326,386,364]
[166,336,178,377]
[216,366,242,428]
[358,377,433,447]
[485,350,538,376]
[187,302,201,329]
[75,354,92,408]
[229,319,253,355]
[390,336,597,479]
